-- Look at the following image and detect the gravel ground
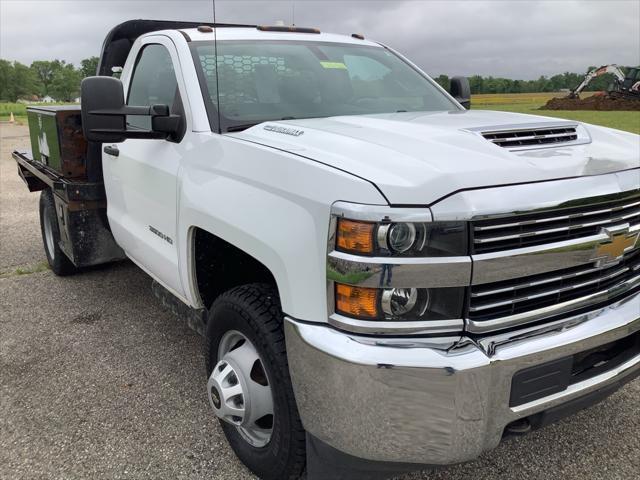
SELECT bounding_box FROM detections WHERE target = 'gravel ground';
[1,123,639,480]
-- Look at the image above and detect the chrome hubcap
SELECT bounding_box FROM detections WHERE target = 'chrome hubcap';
[43,209,55,260]
[208,331,274,447]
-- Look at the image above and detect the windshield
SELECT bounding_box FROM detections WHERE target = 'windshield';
[191,40,459,132]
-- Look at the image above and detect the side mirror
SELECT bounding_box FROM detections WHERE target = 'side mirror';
[80,76,181,143]
[449,76,471,110]
[81,76,126,143]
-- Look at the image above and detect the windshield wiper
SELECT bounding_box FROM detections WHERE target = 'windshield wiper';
[226,122,262,132]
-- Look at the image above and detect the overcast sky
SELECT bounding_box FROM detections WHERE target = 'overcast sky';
[1,0,639,79]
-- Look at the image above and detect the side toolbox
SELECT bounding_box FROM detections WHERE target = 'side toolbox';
[26,106,102,182]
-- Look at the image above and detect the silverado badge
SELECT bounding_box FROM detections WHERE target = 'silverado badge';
[263,125,304,137]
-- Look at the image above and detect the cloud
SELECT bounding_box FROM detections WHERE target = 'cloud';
[1,0,638,79]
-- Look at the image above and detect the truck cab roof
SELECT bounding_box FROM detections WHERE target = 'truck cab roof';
[97,19,376,76]
[179,26,377,46]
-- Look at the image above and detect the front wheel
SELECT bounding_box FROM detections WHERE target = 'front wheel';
[39,189,78,276]
[205,284,306,480]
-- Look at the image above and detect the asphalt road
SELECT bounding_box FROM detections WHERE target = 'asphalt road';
[1,123,639,480]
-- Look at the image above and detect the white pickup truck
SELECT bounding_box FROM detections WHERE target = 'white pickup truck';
[14,19,640,480]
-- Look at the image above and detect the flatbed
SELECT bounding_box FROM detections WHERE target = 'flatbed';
[13,149,123,268]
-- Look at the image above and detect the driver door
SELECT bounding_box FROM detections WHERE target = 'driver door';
[102,36,188,297]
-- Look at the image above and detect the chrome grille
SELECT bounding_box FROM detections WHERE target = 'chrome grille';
[482,125,578,148]
[468,249,640,322]
[472,193,640,254]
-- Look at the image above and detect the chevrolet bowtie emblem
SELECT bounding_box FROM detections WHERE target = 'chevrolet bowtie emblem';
[591,224,639,266]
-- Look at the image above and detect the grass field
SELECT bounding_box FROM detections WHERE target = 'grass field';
[472,92,640,134]
[1,93,639,134]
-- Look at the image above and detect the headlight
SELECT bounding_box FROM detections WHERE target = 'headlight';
[378,223,416,253]
[335,283,464,321]
[336,218,467,257]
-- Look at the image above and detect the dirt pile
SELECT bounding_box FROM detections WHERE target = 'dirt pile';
[540,95,640,110]
[542,95,640,111]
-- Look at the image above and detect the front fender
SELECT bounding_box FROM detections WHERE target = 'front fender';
[177,132,386,322]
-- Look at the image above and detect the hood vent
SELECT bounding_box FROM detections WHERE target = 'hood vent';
[482,125,579,148]
[466,121,591,151]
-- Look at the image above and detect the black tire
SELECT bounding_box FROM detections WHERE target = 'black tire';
[39,189,78,276]
[205,283,306,480]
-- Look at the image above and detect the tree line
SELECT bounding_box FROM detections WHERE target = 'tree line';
[0,57,98,102]
[0,57,635,102]
[433,67,637,95]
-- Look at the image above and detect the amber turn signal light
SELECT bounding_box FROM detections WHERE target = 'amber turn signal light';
[335,283,379,319]
[336,219,374,254]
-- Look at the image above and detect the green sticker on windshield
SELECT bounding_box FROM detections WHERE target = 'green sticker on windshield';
[320,61,347,70]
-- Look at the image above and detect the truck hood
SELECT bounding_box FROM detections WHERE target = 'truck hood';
[230,110,640,205]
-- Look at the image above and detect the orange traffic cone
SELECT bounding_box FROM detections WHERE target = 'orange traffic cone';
[9,112,15,124]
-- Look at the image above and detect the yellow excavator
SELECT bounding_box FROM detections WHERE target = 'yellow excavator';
[568,65,640,99]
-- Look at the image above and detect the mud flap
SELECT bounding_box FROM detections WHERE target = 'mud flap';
[52,193,124,268]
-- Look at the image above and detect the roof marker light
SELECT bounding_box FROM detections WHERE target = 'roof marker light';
[257,25,320,34]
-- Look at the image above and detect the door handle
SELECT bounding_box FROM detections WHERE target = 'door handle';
[103,145,119,157]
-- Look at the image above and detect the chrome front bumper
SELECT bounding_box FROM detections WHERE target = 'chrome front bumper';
[285,292,640,465]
